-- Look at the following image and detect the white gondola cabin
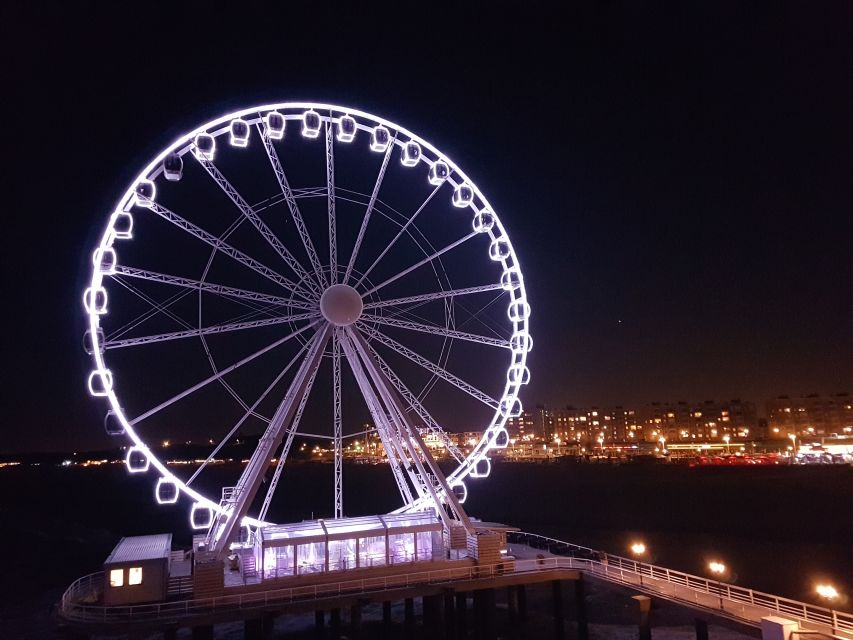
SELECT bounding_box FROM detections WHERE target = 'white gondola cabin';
[452,184,474,208]
[155,477,179,504]
[104,409,124,436]
[125,446,149,473]
[229,118,250,147]
[110,211,134,239]
[401,141,421,166]
[429,160,449,185]
[302,110,321,138]
[163,153,183,181]
[370,125,390,152]
[134,180,156,208]
[473,209,494,233]
[83,327,105,355]
[337,115,356,142]
[194,133,215,160]
[265,111,285,139]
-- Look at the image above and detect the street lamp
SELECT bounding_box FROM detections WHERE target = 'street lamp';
[630,542,647,586]
[815,583,839,601]
[722,434,730,454]
[708,561,727,609]
[788,433,797,463]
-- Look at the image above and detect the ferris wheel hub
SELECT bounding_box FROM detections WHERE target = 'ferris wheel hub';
[320,284,364,327]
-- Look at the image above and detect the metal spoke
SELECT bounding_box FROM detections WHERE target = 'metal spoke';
[113,265,313,310]
[186,338,314,487]
[363,283,504,310]
[353,183,442,289]
[361,231,479,298]
[106,312,318,350]
[332,330,343,518]
[107,285,194,342]
[326,115,338,284]
[258,365,320,522]
[364,340,465,464]
[128,320,320,426]
[194,155,321,296]
[144,200,314,302]
[361,313,511,349]
[358,324,499,410]
[112,277,268,415]
[257,123,328,289]
[344,135,396,284]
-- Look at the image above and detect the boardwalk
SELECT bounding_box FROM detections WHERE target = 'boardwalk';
[509,532,852,640]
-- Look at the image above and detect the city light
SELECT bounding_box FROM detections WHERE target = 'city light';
[708,561,726,575]
[815,584,839,600]
[630,542,646,556]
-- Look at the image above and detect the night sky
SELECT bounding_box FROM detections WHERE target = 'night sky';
[3,3,852,453]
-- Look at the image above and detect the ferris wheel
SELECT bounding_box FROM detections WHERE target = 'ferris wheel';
[83,102,531,553]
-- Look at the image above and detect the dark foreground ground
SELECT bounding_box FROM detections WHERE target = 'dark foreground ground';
[0,461,850,638]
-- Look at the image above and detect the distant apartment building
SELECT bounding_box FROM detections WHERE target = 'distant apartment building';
[639,399,757,443]
[507,399,758,445]
[766,393,853,439]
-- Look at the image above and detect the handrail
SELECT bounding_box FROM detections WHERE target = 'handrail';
[59,557,531,623]
[58,534,853,639]
[508,532,853,637]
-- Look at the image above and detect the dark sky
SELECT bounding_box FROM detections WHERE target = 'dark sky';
[3,3,852,453]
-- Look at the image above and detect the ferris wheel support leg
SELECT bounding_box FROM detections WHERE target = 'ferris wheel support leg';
[368,344,465,464]
[346,328,474,535]
[207,324,332,557]
[332,331,343,519]
[337,331,417,507]
[258,367,320,522]
[188,339,315,489]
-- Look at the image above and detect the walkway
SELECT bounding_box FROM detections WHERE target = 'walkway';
[508,532,853,640]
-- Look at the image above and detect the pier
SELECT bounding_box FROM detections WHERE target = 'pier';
[58,532,852,639]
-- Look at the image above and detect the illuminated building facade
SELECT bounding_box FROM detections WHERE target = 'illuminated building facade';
[639,399,757,443]
[766,393,853,439]
[508,400,757,445]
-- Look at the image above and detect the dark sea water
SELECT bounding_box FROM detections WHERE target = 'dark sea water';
[1,461,851,637]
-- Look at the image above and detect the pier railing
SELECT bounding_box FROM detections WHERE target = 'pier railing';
[508,531,853,638]
[59,534,853,639]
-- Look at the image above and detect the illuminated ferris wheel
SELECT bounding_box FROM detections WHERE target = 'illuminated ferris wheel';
[83,102,531,553]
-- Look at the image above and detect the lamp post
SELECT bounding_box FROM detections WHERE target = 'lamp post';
[816,583,839,602]
[630,542,647,586]
[708,561,726,609]
[722,434,730,454]
[788,433,797,463]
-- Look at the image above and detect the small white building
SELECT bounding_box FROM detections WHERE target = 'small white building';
[103,533,172,605]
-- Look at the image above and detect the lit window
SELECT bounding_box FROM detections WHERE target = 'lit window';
[129,567,142,585]
[109,569,124,587]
